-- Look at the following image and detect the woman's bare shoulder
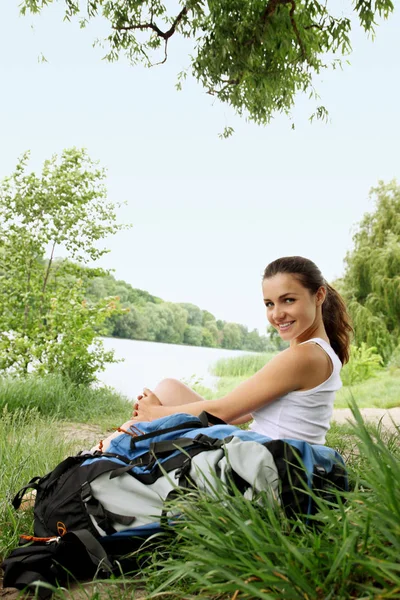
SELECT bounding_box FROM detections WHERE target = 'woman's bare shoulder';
[282,341,333,389]
[270,342,326,364]
[267,342,331,386]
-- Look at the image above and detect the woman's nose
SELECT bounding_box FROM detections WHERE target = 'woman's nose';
[272,306,285,321]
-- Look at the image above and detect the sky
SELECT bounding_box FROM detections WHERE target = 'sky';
[0,3,399,333]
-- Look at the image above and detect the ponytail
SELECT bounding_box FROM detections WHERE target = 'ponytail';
[264,256,353,364]
[322,283,353,364]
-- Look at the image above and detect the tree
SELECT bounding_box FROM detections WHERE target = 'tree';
[202,310,217,326]
[222,323,243,349]
[143,303,188,344]
[267,326,289,351]
[179,303,203,327]
[20,1,394,129]
[184,325,203,346]
[109,305,148,340]
[0,148,125,384]
[244,329,271,352]
[202,323,219,348]
[342,180,400,362]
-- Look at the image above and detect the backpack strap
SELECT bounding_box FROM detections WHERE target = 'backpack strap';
[12,454,94,510]
[109,434,225,480]
[203,411,227,425]
[12,477,42,509]
[62,529,113,575]
[150,433,225,456]
[265,440,311,516]
[129,413,210,448]
[81,482,136,535]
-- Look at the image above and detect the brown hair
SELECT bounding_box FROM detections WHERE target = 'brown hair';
[263,256,353,364]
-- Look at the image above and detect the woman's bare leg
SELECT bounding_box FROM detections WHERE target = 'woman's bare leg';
[153,378,205,406]
[154,379,252,424]
[90,379,203,453]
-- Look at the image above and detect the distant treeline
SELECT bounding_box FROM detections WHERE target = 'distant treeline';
[85,274,277,352]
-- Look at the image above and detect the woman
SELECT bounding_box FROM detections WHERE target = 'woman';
[101,256,352,449]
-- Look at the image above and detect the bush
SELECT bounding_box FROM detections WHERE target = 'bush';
[388,344,400,371]
[341,343,383,386]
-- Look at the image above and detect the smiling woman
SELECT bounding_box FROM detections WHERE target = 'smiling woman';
[98,257,353,448]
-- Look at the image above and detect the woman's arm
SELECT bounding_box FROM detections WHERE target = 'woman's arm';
[133,344,322,423]
[229,414,253,425]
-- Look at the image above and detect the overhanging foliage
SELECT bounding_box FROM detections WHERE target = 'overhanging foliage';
[20,0,395,128]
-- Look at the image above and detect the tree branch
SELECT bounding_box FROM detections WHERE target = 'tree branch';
[285,0,307,60]
[262,0,284,21]
[151,38,169,66]
[114,5,188,41]
[206,78,241,96]
[39,240,56,325]
[23,257,33,331]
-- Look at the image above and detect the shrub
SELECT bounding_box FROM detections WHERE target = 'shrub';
[341,343,383,386]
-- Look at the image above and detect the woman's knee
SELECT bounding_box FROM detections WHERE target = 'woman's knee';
[155,378,182,394]
[154,378,203,405]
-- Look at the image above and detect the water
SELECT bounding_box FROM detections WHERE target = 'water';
[98,337,254,400]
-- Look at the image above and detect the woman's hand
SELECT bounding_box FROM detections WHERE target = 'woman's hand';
[132,387,170,422]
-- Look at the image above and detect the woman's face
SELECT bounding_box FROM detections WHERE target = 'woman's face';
[262,273,325,342]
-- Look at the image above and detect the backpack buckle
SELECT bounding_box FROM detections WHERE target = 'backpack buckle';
[46,536,61,544]
[194,434,223,448]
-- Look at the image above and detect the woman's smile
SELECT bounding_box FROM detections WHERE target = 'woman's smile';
[276,320,295,332]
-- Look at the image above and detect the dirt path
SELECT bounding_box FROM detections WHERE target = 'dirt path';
[332,407,400,431]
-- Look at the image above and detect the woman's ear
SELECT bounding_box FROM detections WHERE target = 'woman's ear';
[316,286,327,306]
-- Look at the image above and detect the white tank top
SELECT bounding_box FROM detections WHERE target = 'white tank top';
[250,338,342,445]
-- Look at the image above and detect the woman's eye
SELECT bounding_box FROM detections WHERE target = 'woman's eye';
[285,298,295,304]
[265,302,273,308]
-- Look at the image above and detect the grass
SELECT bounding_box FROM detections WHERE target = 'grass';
[0,408,84,559]
[0,374,130,426]
[335,368,400,408]
[141,406,400,599]
[1,370,399,599]
[210,352,276,377]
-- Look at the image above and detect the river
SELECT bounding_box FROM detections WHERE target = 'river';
[98,337,255,401]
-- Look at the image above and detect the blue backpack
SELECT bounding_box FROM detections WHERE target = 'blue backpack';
[3,412,347,596]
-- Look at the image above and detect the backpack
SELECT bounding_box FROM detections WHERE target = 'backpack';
[2,411,347,596]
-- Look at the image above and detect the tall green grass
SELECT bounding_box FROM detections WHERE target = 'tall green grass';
[0,408,87,559]
[142,405,400,599]
[211,352,276,377]
[0,375,130,425]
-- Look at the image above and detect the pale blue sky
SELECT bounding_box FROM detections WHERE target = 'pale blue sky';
[0,3,399,332]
